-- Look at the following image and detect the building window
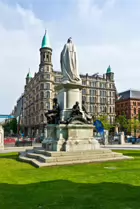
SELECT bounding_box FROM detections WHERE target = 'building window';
[82,96,86,102]
[36,94,39,101]
[90,97,94,104]
[46,102,50,109]
[90,105,93,113]
[55,77,62,82]
[40,83,44,90]
[40,92,44,99]
[90,82,96,87]
[90,89,96,96]
[133,102,136,106]
[40,114,44,122]
[44,83,50,90]
[46,54,49,62]
[43,53,46,61]
[47,66,49,71]
[82,89,86,95]
[134,108,136,114]
[41,102,44,109]
[82,80,86,86]
[46,91,50,98]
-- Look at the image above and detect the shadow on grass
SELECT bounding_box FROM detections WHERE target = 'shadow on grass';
[0,180,140,209]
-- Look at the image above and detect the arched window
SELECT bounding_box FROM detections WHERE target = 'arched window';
[110,107,112,113]
[40,114,44,122]
[46,91,50,98]
[46,54,49,62]
[40,92,44,99]
[46,102,50,109]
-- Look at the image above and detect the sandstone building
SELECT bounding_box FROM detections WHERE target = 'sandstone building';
[23,31,116,136]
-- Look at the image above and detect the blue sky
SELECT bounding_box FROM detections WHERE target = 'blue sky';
[0,0,140,115]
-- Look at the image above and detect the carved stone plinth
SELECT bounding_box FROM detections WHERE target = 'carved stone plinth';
[55,82,84,122]
[42,124,100,151]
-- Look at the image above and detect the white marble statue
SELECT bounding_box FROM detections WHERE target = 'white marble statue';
[60,37,81,83]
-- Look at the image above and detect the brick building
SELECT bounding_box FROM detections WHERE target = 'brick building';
[116,89,140,119]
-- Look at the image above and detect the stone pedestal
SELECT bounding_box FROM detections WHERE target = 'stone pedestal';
[0,125,4,150]
[104,130,109,145]
[42,81,100,152]
[55,82,84,121]
[119,132,125,144]
[42,124,100,151]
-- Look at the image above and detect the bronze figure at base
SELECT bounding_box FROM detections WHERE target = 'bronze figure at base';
[44,98,60,124]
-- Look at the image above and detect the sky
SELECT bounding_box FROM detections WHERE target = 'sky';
[0,0,140,115]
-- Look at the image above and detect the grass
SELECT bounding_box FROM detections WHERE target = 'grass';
[0,151,140,208]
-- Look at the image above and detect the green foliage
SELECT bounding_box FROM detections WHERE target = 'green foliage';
[0,151,140,208]
[3,118,17,134]
[116,114,128,131]
[97,115,114,130]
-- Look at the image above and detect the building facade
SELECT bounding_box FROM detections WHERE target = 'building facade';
[23,31,116,136]
[116,89,140,119]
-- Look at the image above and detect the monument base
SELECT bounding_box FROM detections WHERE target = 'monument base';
[0,125,4,150]
[42,124,100,151]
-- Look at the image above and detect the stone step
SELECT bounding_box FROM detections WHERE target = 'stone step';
[33,148,112,157]
[19,152,44,168]
[26,151,123,163]
[19,152,133,168]
[26,152,49,163]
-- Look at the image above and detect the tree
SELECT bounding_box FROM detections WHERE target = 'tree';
[9,118,17,134]
[116,114,128,132]
[97,115,114,131]
[129,118,140,137]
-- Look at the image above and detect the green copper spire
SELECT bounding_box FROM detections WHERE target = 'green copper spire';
[41,30,51,48]
[26,69,32,79]
[106,65,111,74]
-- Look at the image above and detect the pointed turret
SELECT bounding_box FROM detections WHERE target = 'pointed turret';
[106,65,114,81]
[39,30,52,71]
[106,65,111,74]
[41,30,51,49]
[26,69,32,84]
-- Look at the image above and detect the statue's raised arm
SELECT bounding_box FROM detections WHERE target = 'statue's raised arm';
[60,37,81,84]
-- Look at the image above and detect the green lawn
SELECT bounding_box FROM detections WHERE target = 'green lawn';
[0,151,140,209]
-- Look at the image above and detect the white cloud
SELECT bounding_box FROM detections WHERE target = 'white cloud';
[0,2,45,114]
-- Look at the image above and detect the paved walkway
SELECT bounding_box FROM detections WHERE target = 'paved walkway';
[1,143,140,154]
[101,143,140,150]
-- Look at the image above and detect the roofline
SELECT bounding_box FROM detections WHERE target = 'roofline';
[118,89,140,94]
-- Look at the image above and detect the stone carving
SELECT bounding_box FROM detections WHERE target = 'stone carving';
[45,98,60,124]
[60,37,81,83]
[82,100,93,124]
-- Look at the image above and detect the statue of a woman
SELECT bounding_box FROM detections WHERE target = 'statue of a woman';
[60,37,81,83]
